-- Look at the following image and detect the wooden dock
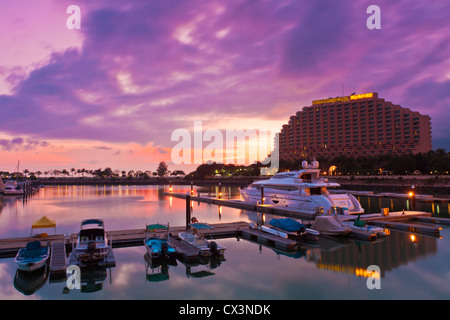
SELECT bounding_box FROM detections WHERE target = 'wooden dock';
[49,242,67,272]
[241,228,297,251]
[165,192,318,220]
[0,221,249,259]
[168,235,200,260]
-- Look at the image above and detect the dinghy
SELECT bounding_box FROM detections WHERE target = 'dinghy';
[14,241,50,272]
[178,223,226,256]
[144,224,176,260]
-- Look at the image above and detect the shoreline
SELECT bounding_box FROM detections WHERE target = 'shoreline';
[34,176,450,198]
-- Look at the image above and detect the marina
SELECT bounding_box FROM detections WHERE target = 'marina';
[0,184,449,299]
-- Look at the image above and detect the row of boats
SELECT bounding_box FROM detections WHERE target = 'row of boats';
[14,218,227,273]
[13,159,382,277]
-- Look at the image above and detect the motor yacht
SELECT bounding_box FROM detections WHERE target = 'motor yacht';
[73,219,110,264]
[239,160,364,214]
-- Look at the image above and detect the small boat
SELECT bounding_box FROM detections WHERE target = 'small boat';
[310,215,352,236]
[144,223,176,260]
[341,215,386,238]
[14,241,50,272]
[73,219,110,264]
[269,218,320,236]
[178,223,226,257]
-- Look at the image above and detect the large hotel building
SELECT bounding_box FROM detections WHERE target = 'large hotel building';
[279,92,432,161]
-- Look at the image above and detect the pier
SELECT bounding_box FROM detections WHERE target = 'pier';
[165,191,444,239]
[164,191,318,220]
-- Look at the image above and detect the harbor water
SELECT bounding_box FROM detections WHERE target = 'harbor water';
[0,185,449,299]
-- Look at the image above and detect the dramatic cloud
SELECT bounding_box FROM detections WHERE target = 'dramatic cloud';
[0,137,50,151]
[0,0,449,171]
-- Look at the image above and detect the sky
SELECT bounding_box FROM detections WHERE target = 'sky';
[0,0,449,174]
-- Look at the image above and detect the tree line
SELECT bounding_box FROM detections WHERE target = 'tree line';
[1,161,186,180]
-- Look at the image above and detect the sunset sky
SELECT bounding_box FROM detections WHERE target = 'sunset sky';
[0,0,449,174]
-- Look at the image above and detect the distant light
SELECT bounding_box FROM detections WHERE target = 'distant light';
[409,192,414,197]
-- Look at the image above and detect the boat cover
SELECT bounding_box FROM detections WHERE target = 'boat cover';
[147,224,168,230]
[189,223,214,230]
[269,218,306,233]
[311,216,351,233]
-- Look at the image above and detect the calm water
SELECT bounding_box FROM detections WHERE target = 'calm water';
[0,185,449,300]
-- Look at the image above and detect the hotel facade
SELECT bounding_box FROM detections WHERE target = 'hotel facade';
[279,92,432,161]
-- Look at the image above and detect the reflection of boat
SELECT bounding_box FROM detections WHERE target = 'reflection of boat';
[239,160,364,214]
[144,252,177,283]
[177,255,225,279]
[73,219,111,264]
[80,265,108,293]
[310,216,351,236]
[178,223,226,257]
[14,241,50,272]
[144,224,176,260]
[14,266,49,295]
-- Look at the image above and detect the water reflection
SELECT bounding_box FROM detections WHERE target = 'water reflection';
[144,253,177,283]
[14,267,49,296]
[178,255,226,279]
[242,209,439,280]
[0,185,449,299]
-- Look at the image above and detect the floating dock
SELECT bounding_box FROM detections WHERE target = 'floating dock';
[165,191,318,220]
[241,228,297,251]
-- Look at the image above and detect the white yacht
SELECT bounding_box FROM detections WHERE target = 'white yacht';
[239,160,364,215]
[3,180,23,196]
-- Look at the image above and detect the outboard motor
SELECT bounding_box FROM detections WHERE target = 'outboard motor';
[161,242,169,257]
[208,241,218,255]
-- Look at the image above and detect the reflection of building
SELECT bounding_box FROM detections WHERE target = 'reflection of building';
[280,92,432,161]
[314,231,437,278]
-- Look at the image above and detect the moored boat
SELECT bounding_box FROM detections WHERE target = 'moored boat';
[341,215,387,238]
[144,223,176,260]
[178,223,226,257]
[239,160,364,214]
[269,217,320,238]
[73,219,110,264]
[14,241,50,272]
[3,180,23,195]
[310,215,352,236]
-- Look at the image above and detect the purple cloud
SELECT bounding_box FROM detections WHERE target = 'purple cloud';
[0,0,449,153]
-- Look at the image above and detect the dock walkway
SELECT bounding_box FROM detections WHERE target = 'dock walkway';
[165,192,318,220]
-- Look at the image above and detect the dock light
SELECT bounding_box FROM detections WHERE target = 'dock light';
[409,192,414,197]
[410,234,416,242]
[190,182,194,195]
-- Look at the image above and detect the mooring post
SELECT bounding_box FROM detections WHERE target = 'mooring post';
[190,181,194,195]
[410,185,416,211]
[261,186,264,205]
[186,194,191,231]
